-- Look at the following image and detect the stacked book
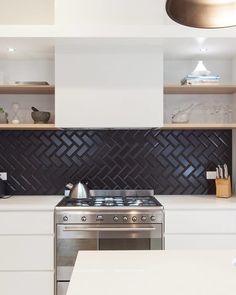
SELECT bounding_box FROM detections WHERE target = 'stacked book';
[181,74,220,85]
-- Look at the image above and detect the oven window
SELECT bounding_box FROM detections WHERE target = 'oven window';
[99,238,162,250]
[99,238,150,250]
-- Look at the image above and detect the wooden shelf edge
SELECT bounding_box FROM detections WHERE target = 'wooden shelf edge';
[0,124,57,130]
[163,124,236,129]
[164,84,236,95]
[0,85,55,94]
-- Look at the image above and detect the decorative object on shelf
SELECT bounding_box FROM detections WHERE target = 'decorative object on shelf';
[204,104,233,124]
[181,61,220,85]
[166,0,236,28]
[31,106,50,124]
[15,81,49,85]
[11,103,21,124]
[215,164,231,198]
[0,107,8,123]
[171,103,198,123]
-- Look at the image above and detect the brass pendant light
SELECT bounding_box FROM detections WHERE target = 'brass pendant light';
[166,0,236,28]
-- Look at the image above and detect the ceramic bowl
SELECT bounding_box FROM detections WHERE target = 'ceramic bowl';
[31,111,50,124]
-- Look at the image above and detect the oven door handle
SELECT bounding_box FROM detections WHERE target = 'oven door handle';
[63,227,157,232]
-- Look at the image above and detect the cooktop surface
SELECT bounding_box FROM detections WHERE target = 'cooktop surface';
[57,196,162,207]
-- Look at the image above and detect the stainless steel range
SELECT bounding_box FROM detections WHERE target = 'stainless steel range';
[55,190,164,295]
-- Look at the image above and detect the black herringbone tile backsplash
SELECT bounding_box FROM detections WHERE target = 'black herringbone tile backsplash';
[0,130,232,195]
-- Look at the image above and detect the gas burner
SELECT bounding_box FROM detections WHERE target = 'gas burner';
[126,197,159,207]
[94,197,125,207]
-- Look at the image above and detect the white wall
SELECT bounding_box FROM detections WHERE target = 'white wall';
[0,59,54,85]
[0,0,54,25]
[55,0,166,25]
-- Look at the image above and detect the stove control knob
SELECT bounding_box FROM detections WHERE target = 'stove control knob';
[123,216,128,222]
[113,216,119,222]
[150,216,156,222]
[132,216,137,222]
[63,216,68,222]
[81,216,87,222]
[141,216,147,222]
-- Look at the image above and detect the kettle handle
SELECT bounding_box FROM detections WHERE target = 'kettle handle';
[66,183,73,190]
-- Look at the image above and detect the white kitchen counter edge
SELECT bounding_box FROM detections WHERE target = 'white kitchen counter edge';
[0,195,63,211]
[155,195,236,210]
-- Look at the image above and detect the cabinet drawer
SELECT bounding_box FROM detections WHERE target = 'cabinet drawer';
[0,271,54,295]
[0,236,54,270]
[0,211,54,234]
[165,234,236,250]
[165,210,236,234]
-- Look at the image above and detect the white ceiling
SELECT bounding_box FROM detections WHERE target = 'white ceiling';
[0,38,54,59]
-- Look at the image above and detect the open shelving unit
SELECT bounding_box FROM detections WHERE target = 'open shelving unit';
[164,84,236,95]
[164,84,236,129]
[0,85,55,94]
[163,123,236,130]
[0,124,57,130]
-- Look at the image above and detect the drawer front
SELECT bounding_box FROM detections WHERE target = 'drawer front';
[0,271,53,295]
[57,282,70,295]
[165,210,236,234]
[0,236,54,270]
[0,211,54,234]
[165,234,236,250]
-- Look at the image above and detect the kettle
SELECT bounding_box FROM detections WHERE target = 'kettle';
[66,181,90,199]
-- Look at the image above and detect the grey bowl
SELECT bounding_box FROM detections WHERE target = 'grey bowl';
[31,111,50,124]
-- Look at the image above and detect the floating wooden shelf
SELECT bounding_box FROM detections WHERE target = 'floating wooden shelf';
[163,123,236,129]
[164,85,236,95]
[0,85,55,94]
[0,124,57,130]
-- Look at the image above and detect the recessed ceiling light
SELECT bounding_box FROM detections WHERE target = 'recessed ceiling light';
[200,47,208,53]
[8,48,15,52]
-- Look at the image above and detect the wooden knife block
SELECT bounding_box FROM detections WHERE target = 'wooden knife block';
[215,177,232,198]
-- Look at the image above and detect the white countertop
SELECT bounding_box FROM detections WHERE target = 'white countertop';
[68,250,236,295]
[0,195,63,211]
[155,195,236,210]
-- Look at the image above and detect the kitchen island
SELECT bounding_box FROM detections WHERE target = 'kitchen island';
[67,250,236,295]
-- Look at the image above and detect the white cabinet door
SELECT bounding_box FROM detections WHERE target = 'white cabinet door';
[165,210,236,234]
[165,234,236,250]
[55,40,163,128]
[0,211,54,234]
[0,272,54,295]
[0,236,54,270]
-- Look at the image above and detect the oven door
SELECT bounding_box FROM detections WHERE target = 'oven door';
[56,223,162,281]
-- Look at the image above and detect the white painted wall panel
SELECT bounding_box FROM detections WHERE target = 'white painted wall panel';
[0,0,54,25]
[55,0,165,25]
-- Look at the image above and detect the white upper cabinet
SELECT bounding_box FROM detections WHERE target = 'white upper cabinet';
[55,39,163,128]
